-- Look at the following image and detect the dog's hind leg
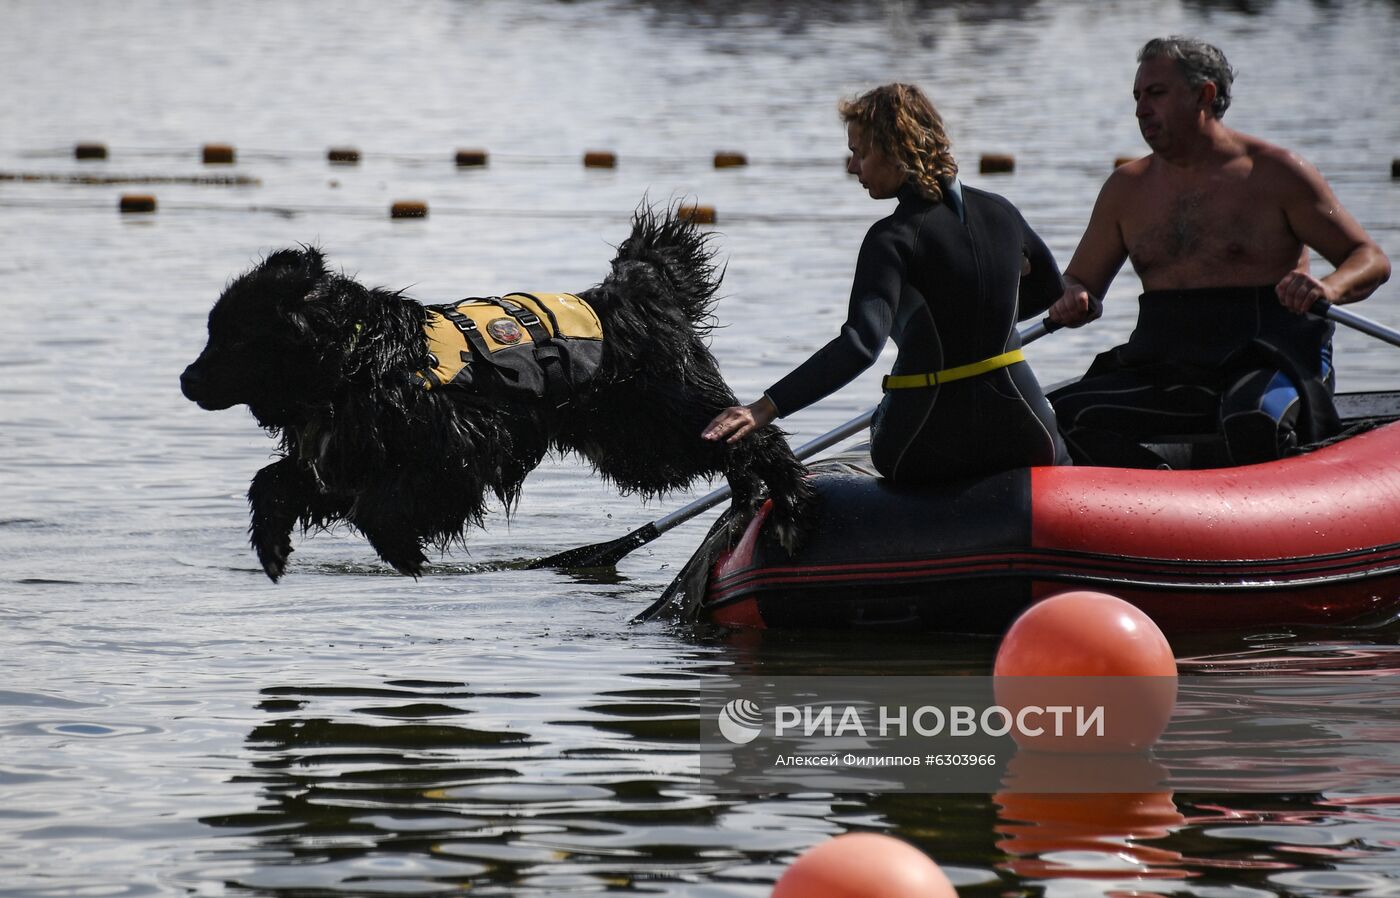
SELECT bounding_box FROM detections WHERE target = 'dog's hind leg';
[358,526,430,578]
[729,429,816,555]
[348,482,433,578]
[248,457,319,582]
[564,374,815,555]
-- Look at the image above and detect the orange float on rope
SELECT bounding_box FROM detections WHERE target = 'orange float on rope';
[202,144,236,164]
[714,151,748,168]
[677,204,716,225]
[979,153,1015,174]
[390,200,428,219]
[327,147,360,164]
[455,149,488,167]
[583,150,617,168]
[993,590,1177,753]
[771,833,957,898]
[119,194,157,213]
[75,143,107,160]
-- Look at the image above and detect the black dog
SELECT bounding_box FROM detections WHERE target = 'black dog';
[181,208,812,580]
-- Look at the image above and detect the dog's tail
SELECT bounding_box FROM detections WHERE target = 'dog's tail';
[604,204,723,332]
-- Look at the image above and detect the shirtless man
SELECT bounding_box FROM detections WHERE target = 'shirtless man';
[1047,36,1390,467]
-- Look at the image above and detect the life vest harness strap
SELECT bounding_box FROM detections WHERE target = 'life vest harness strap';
[416,291,604,401]
[882,348,1025,390]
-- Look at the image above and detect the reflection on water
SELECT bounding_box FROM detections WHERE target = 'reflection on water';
[3,0,1400,895]
[996,759,1190,881]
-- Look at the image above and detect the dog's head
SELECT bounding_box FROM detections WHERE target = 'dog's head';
[181,247,357,428]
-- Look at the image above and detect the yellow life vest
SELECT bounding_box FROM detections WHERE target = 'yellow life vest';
[415,292,605,400]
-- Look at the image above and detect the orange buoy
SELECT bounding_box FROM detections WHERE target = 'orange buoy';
[677,204,716,225]
[583,150,617,169]
[714,151,748,168]
[993,590,1177,753]
[202,144,236,165]
[979,154,1015,174]
[390,200,428,219]
[455,149,488,167]
[119,194,157,213]
[327,147,360,164]
[771,833,957,898]
[75,143,108,160]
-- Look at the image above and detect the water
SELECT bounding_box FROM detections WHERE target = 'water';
[2,0,1400,894]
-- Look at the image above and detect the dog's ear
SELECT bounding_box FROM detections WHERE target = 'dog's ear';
[261,247,331,317]
[263,247,327,284]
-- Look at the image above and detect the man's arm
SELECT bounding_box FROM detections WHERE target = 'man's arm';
[1047,170,1133,327]
[1273,149,1391,312]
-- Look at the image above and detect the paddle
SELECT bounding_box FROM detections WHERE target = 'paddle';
[1315,300,1400,349]
[530,318,1059,570]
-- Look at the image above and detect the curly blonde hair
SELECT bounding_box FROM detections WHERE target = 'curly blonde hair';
[839,83,957,203]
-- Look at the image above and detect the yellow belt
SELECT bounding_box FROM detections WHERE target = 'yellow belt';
[881,348,1025,390]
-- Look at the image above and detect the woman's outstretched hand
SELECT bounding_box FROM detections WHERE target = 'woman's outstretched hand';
[702,396,778,444]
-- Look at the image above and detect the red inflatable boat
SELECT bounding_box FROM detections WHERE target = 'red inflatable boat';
[677,392,1400,634]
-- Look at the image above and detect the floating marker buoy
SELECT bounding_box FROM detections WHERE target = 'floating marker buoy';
[583,151,617,168]
[993,590,1177,753]
[714,151,747,168]
[771,833,957,898]
[390,200,428,219]
[202,144,236,164]
[327,147,360,164]
[979,154,1015,174]
[677,204,716,225]
[1114,156,1136,168]
[75,143,107,160]
[1392,158,1399,179]
[119,194,157,213]
[455,149,488,167]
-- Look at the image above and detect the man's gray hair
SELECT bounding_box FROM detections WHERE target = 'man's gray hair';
[1139,36,1235,118]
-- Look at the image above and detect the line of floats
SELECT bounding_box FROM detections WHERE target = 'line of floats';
[57,141,1092,172]
[9,143,1396,222]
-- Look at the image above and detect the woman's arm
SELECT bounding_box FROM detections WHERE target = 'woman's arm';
[1016,212,1065,321]
[764,222,904,416]
[702,220,906,443]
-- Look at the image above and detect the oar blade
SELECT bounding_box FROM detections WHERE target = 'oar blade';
[528,522,662,570]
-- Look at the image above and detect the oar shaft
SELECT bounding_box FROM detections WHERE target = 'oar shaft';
[1316,301,1400,349]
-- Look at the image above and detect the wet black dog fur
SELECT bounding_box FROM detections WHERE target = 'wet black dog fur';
[181,208,813,580]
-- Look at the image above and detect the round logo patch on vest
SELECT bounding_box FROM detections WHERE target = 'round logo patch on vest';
[486,317,524,345]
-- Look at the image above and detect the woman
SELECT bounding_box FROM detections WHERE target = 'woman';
[702,83,1068,484]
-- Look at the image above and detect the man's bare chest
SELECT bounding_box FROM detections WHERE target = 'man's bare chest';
[1120,180,1265,266]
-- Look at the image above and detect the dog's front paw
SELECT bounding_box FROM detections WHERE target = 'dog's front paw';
[253,532,294,582]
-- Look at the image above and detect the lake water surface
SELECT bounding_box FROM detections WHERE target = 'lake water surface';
[3,1,1400,894]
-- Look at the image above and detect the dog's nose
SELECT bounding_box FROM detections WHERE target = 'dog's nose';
[180,364,203,401]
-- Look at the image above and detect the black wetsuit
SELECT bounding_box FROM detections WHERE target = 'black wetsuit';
[765,179,1068,485]
[1049,286,1339,467]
